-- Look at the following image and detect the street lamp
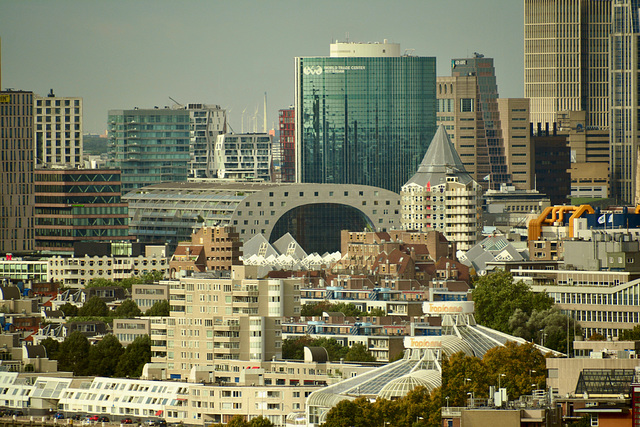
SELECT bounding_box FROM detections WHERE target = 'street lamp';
[445,396,449,408]
[416,416,424,424]
[498,373,506,389]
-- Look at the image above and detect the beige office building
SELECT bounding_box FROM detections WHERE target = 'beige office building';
[437,81,533,190]
[524,0,611,129]
[0,91,35,254]
[34,92,82,167]
[498,98,534,189]
[154,265,302,380]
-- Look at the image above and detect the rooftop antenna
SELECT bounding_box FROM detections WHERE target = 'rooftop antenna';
[253,104,259,133]
[241,107,247,133]
[168,96,183,108]
[346,32,349,43]
[263,92,267,133]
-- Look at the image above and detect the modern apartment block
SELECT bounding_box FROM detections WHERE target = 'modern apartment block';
[278,107,295,183]
[401,126,482,251]
[108,104,226,192]
[48,249,168,288]
[187,104,227,179]
[295,40,436,193]
[213,133,272,180]
[34,168,132,254]
[0,90,35,254]
[34,90,82,167]
[524,0,612,129]
[153,265,302,379]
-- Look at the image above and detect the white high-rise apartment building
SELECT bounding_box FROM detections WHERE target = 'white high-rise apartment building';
[401,126,482,251]
[187,103,226,179]
[34,90,83,167]
[213,133,272,181]
[524,0,611,129]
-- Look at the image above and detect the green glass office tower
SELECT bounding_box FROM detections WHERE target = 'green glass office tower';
[108,108,191,193]
[295,41,436,193]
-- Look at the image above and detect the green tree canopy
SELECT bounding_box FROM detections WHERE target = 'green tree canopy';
[344,343,376,362]
[482,342,547,399]
[301,301,384,317]
[89,334,124,377]
[472,271,554,334]
[283,337,375,362]
[57,331,90,375]
[619,325,640,341]
[59,303,79,317]
[248,416,274,427]
[145,300,170,317]
[115,335,151,378]
[85,270,165,290]
[40,337,60,360]
[441,352,490,406]
[113,299,142,319]
[78,296,109,317]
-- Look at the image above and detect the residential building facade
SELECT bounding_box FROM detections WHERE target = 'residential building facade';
[278,108,295,183]
[401,126,482,251]
[152,265,302,380]
[34,90,82,167]
[0,90,34,254]
[213,133,272,181]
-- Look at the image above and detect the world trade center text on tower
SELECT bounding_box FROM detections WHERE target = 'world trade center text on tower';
[295,40,436,193]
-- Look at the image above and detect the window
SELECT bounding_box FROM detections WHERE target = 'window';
[461,99,474,112]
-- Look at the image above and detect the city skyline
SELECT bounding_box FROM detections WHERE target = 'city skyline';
[1,0,525,134]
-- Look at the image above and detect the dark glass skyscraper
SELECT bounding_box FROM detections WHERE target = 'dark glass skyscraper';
[295,41,436,193]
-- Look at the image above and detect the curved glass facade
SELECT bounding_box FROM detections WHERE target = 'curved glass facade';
[270,203,372,254]
[296,55,436,193]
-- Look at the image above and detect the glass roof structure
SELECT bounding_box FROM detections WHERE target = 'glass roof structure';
[304,312,563,426]
[575,369,637,397]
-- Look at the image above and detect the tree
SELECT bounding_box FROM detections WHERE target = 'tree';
[113,299,142,318]
[59,303,79,317]
[225,415,248,427]
[482,342,546,399]
[323,397,377,427]
[115,335,151,378]
[619,325,640,341]
[248,416,273,427]
[79,296,109,317]
[588,332,606,341]
[508,307,581,353]
[89,334,124,376]
[57,331,90,375]
[145,300,170,317]
[472,271,553,334]
[85,278,115,289]
[41,337,61,360]
[301,301,334,317]
[344,343,376,362]
[282,336,315,360]
[441,352,490,406]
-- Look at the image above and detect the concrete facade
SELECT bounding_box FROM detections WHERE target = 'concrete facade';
[33,92,82,167]
[0,91,34,254]
[124,182,402,255]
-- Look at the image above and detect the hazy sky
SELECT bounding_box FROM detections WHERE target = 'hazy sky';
[1,0,524,134]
